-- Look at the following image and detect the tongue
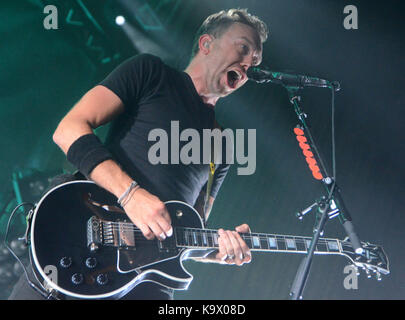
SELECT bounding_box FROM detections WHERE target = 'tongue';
[227,71,237,88]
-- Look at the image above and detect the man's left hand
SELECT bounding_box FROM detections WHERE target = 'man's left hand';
[215,224,252,266]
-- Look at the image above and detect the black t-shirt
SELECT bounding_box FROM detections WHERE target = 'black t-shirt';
[99,54,230,207]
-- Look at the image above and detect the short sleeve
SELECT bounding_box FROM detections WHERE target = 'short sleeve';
[98,53,163,108]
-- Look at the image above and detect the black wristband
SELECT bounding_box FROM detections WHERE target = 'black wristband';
[66,134,113,177]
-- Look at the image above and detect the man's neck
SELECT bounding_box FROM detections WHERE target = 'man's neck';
[184,59,219,107]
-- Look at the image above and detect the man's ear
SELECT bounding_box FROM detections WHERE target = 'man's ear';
[199,34,213,54]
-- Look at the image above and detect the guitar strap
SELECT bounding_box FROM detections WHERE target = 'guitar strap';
[202,159,215,228]
[202,119,219,227]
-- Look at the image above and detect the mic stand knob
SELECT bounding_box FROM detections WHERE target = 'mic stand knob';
[295,201,318,220]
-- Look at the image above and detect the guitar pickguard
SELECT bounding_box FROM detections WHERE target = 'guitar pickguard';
[116,246,180,273]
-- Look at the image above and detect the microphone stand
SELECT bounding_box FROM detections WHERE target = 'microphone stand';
[290,197,330,300]
[284,85,363,300]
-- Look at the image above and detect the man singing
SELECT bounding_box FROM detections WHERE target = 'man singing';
[9,8,268,300]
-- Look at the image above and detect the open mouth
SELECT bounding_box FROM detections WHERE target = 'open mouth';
[227,70,242,89]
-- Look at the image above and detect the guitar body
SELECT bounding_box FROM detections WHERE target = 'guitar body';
[29,180,390,299]
[30,180,207,299]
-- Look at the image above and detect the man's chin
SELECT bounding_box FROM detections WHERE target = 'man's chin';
[219,82,235,96]
[212,79,235,97]
[223,85,236,96]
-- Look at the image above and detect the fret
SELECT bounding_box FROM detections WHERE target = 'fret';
[175,228,181,246]
[252,235,261,249]
[175,227,182,246]
[212,232,219,247]
[276,236,286,251]
[243,235,253,249]
[295,237,306,252]
[268,237,277,249]
[207,230,214,247]
[186,229,193,246]
[198,230,205,247]
[285,237,297,250]
[192,231,198,246]
[302,238,336,253]
[313,240,320,252]
[182,229,187,246]
[180,229,185,246]
[316,241,328,253]
[174,228,341,257]
[326,240,339,252]
[201,231,208,247]
[305,239,312,251]
[260,236,269,250]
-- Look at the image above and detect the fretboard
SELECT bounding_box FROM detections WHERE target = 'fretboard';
[175,227,342,255]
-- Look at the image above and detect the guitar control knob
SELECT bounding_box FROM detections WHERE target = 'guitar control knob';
[71,273,84,285]
[85,257,97,269]
[60,257,72,268]
[96,274,108,285]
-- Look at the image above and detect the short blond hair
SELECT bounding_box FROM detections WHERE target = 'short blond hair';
[191,8,268,58]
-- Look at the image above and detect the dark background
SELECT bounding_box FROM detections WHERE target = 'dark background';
[0,0,404,299]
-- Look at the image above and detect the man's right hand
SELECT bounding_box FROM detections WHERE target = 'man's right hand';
[52,85,173,242]
[122,187,173,241]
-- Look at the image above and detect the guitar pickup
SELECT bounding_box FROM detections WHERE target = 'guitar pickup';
[117,222,136,249]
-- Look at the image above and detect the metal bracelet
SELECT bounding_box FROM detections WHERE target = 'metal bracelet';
[117,181,138,206]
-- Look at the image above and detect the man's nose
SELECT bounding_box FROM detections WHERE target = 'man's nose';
[241,55,256,72]
[241,64,249,72]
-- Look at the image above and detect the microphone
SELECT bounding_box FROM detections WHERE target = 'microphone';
[247,67,340,91]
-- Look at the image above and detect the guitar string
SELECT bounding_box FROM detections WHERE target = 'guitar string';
[103,234,346,255]
[104,239,339,253]
[105,224,337,243]
[105,222,330,237]
[105,224,338,242]
[104,222,340,241]
[104,225,339,248]
[99,221,345,251]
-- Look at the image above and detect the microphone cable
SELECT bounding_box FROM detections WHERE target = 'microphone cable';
[327,86,337,202]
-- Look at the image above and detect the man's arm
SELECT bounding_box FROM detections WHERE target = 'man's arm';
[53,85,172,240]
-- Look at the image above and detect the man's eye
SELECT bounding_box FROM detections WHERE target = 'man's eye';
[240,44,249,55]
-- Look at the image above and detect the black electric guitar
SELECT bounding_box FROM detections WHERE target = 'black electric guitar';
[29,180,389,299]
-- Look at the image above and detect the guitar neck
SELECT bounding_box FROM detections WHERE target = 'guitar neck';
[175,227,342,255]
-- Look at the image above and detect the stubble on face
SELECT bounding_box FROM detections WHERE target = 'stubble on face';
[204,23,263,97]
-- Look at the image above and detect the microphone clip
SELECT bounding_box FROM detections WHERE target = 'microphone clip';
[295,196,340,222]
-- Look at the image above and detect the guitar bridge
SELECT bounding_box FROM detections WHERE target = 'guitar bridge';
[87,216,103,250]
[87,216,136,250]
